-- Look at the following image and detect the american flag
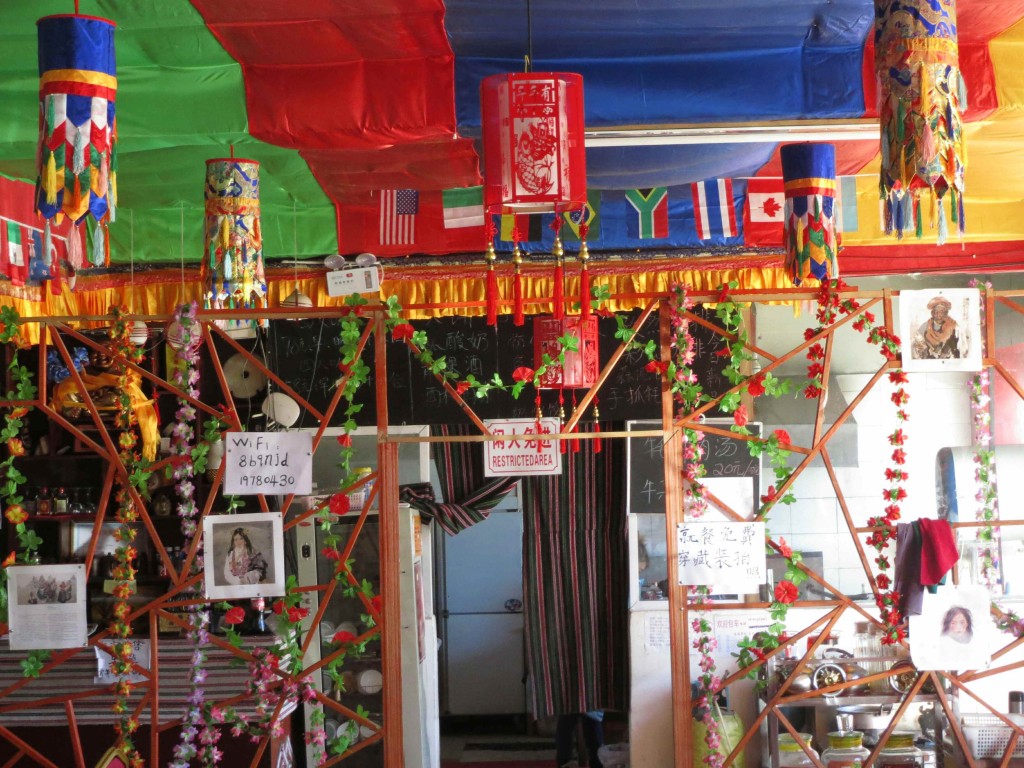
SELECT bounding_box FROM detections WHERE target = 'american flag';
[379,189,418,245]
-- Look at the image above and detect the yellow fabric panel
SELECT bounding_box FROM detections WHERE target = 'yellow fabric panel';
[1,260,793,344]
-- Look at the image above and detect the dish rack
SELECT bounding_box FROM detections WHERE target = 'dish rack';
[961,713,1024,759]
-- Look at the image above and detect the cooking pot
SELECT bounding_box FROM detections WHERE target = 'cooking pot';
[835,703,896,746]
[811,649,870,696]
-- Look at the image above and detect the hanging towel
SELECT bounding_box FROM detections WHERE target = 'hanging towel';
[894,521,925,616]
[918,517,959,585]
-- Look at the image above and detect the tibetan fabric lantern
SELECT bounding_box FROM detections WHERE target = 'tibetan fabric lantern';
[875,0,966,243]
[533,315,599,389]
[35,14,118,266]
[781,143,838,286]
[202,157,267,314]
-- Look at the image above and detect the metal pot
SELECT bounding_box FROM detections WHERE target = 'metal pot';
[836,703,896,745]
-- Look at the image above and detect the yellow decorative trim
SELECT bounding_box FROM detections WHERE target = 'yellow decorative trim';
[40,69,118,89]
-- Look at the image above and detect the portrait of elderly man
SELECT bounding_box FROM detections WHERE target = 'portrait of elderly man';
[912,295,962,360]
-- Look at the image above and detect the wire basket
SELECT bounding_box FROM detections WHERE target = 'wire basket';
[961,714,1024,759]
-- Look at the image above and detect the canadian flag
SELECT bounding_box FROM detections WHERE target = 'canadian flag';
[744,178,785,247]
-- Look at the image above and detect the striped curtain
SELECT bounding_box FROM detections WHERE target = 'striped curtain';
[401,425,517,536]
[522,429,629,718]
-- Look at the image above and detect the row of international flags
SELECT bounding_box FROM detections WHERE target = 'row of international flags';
[378,177,860,250]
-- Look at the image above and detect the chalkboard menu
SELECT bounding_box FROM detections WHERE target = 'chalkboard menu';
[626,419,761,514]
[267,307,733,428]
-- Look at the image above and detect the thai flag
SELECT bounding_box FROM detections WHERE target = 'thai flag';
[691,178,737,241]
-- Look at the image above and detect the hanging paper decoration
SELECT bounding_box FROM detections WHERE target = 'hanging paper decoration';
[533,315,599,389]
[201,157,267,318]
[781,143,838,286]
[35,14,118,267]
[480,72,587,325]
[875,0,966,243]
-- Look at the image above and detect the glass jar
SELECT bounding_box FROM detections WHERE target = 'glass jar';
[878,732,923,768]
[822,731,871,768]
[778,733,818,767]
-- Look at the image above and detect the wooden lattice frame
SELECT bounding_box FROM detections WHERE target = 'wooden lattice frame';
[1,284,1023,768]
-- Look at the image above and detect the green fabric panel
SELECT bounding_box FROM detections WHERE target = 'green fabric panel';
[0,0,336,262]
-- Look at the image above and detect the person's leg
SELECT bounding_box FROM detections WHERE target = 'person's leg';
[581,711,604,768]
[555,714,579,767]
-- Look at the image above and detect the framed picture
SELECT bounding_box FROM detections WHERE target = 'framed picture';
[909,585,991,671]
[899,288,982,372]
[8,564,88,650]
[203,511,286,600]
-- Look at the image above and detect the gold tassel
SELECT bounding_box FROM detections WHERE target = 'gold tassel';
[219,216,230,251]
[45,151,58,205]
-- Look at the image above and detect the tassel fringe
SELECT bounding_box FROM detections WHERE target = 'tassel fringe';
[512,266,524,326]
[486,266,499,326]
[552,262,564,320]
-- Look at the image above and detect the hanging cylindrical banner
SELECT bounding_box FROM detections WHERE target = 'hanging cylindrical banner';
[35,14,118,264]
[202,157,267,313]
[875,0,966,242]
[781,143,838,286]
[533,315,599,389]
[481,72,587,215]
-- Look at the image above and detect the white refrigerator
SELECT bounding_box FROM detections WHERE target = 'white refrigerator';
[293,426,438,768]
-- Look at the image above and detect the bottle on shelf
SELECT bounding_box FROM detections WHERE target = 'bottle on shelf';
[36,486,51,516]
[822,731,870,768]
[877,732,923,767]
[52,486,68,515]
[778,733,819,768]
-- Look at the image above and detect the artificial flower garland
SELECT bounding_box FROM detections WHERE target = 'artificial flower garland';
[108,307,152,767]
[804,279,908,644]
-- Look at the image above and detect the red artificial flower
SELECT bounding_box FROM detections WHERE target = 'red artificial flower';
[773,429,791,446]
[890,390,909,406]
[803,384,821,400]
[286,605,309,624]
[644,360,669,375]
[512,367,535,383]
[332,630,357,645]
[760,485,777,505]
[336,433,352,448]
[778,537,792,559]
[1,551,15,568]
[863,311,875,324]
[888,370,908,384]
[733,405,749,427]
[391,323,415,341]
[455,381,470,395]
[9,406,28,419]
[774,580,799,604]
[884,504,901,518]
[272,600,286,615]
[876,573,891,590]
[4,504,27,525]
[718,284,731,303]
[329,493,351,516]
[803,328,819,342]
[370,595,383,614]
[223,606,246,625]
[322,547,342,561]
[747,375,766,397]
[891,448,906,465]
[715,347,732,357]
[889,429,906,446]
[807,362,824,379]
[5,438,25,457]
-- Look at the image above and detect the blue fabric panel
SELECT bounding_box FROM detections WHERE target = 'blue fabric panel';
[494,183,749,254]
[781,142,836,181]
[65,93,94,126]
[37,15,116,76]
[586,143,777,189]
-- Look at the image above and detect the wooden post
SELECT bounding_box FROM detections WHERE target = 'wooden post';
[660,302,692,768]
[376,313,406,767]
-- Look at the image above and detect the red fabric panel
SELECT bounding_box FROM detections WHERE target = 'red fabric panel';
[755,139,880,180]
[841,239,1024,276]
[335,189,487,258]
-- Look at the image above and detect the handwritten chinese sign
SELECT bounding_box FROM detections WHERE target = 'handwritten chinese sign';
[483,417,561,476]
[676,521,766,586]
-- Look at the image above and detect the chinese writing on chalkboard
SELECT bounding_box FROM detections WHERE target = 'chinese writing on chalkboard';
[676,521,766,587]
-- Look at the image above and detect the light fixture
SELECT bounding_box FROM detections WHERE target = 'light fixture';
[281,288,313,309]
[129,320,149,346]
[260,392,300,429]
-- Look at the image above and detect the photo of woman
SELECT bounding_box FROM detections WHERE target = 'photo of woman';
[223,527,269,586]
[910,586,990,672]
[203,512,285,600]
[940,605,973,644]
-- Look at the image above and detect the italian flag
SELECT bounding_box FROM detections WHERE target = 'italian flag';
[442,186,485,229]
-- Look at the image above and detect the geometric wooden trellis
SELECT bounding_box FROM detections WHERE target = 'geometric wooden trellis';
[2,283,1024,768]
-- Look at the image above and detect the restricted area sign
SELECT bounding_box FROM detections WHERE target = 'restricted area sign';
[483,417,562,477]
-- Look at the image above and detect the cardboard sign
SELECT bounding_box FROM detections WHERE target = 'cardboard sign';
[483,417,561,476]
[224,431,313,495]
[676,521,766,587]
[326,266,381,297]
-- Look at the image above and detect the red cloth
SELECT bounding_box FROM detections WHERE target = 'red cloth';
[918,518,959,585]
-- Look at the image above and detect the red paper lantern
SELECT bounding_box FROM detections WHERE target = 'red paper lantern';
[533,315,599,389]
[481,72,587,214]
